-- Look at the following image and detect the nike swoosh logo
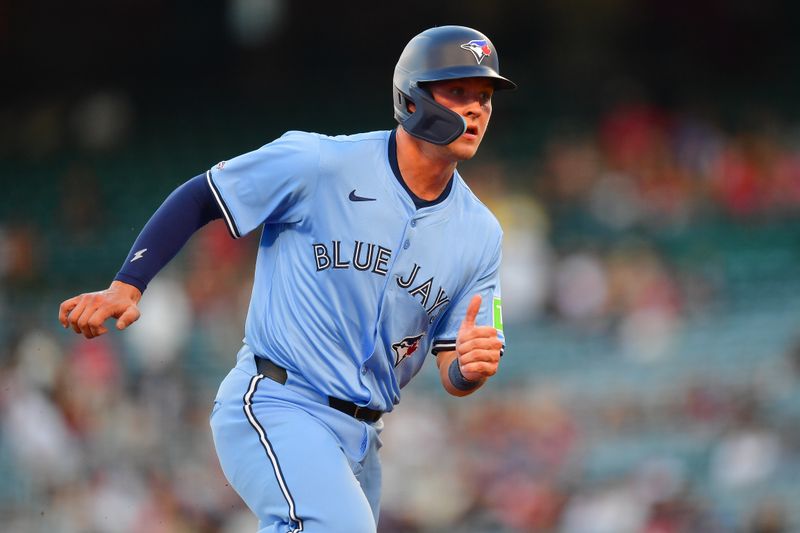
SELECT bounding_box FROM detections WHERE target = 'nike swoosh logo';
[349,189,376,202]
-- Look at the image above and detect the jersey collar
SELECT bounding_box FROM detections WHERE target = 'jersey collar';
[388,129,454,210]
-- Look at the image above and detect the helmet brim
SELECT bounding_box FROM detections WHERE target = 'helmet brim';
[413,65,517,91]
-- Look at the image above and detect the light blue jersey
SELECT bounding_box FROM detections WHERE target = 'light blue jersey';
[207,129,504,412]
[208,129,505,532]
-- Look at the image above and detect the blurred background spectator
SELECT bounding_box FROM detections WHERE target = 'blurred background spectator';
[2,1,800,531]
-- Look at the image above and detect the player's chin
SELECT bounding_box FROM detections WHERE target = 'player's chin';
[450,137,482,160]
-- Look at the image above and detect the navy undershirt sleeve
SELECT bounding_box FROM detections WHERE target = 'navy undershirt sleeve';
[114,173,222,293]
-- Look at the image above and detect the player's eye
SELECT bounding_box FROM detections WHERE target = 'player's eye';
[479,92,492,104]
[450,87,465,97]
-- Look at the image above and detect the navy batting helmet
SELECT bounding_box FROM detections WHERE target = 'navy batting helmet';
[393,25,516,145]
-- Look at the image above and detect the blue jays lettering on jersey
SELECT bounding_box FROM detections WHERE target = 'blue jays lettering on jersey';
[207,129,504,412]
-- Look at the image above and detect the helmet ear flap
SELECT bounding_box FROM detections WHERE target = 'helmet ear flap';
[400,85,466,146]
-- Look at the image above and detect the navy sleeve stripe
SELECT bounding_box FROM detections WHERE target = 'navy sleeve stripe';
[207,170,241,239]
[431,339,505,356]
[431,339,456,355]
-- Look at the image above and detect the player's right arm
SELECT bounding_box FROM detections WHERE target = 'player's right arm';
[58,173,223,339]
[59,132,320,339]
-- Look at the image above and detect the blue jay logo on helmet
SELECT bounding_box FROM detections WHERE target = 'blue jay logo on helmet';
[460,40,492,64]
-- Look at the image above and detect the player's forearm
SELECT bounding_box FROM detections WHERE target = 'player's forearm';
[436,350,485,397]
[114,173,222,292]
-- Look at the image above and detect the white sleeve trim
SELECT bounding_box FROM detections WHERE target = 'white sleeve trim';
[206,170,241,239]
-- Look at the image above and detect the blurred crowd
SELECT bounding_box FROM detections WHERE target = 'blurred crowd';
[540,101,800,225]
[2,97,800,532]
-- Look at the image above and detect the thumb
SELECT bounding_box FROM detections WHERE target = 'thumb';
[116,305,141,330]
[461,294,482,329]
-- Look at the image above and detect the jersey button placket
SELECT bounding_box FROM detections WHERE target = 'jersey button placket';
[401,218,415,251]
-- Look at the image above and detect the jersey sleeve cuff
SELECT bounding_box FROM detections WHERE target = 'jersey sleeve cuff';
[431,339,456,355]
[206,170,242,239]
[431,338,505,356]
[114,273,148,294]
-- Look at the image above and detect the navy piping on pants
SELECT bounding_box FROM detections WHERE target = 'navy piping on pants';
[242,374,304,533]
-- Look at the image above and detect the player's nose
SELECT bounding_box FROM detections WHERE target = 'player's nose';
[467,107,481,117]
[463,96,484,118]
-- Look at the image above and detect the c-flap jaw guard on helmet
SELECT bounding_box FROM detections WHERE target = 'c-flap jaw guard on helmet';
[399,84,467,146]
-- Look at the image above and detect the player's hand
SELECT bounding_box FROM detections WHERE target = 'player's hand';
[58,280,142,339]
[455,294,502,383]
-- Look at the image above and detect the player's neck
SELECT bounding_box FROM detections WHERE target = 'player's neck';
[395,127,457,201]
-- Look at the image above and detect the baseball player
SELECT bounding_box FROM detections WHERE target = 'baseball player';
[59,25,514,532]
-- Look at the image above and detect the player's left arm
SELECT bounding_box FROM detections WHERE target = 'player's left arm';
[436,294,503,397]
[432,223,504,396]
